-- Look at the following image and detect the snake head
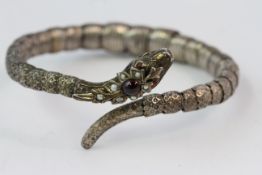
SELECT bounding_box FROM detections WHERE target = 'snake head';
[133,48,174,86]
[73,48,174,104]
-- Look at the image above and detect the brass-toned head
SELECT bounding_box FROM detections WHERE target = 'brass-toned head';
[73,48,174,104]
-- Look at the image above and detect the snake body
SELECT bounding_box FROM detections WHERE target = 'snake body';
[6,23,239,149]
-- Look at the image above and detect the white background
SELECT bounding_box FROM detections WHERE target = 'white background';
[0,0,261,175]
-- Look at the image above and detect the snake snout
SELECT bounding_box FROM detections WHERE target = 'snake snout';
[151,48,173,68]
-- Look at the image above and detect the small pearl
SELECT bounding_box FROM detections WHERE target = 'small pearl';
[116,97,124,102]
[135,72,141,78]
[120,74,126,80]
[110,84,118,92]
[96,94,104,101]
[143,85,149,90]
[130,96,137,100]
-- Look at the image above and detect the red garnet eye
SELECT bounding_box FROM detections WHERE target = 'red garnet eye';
[122,79,141,96]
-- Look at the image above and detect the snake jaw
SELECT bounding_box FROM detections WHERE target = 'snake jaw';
[72,48,174,104]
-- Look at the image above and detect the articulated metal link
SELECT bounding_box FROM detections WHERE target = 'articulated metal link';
[6,23,239,149]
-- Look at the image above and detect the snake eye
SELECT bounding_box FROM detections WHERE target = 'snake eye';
[122,79,141,96]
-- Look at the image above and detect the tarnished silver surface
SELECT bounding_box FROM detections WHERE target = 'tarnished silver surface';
[149,29,176,51]
[162,91,182,114]
[169,35,188,62]
[206,81,223,104]
[48,28,66,52]
[82,24,103,49]
[181,89,198,112]
[124,26,151,55]
[216,77,233,102]
[6,23,239,149]
[143,93,165,117]
[198,44,212,69]
[184,39,202,66]
[193,85,212,109]
[82,99,144,149]
[219,70,238,91]
[64,26,82,50]
[208,54,222,76]
[37,31,52,54]
[102,23,130,52]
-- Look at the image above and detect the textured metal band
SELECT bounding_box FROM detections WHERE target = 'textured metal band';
[6,23,239,149]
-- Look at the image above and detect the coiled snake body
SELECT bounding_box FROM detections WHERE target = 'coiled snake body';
[6,23,239,149]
